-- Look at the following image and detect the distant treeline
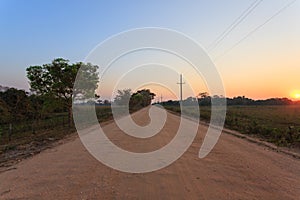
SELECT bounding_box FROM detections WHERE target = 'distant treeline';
[2,87,300,125]
[0,87,155,125]
[160,95,300,106]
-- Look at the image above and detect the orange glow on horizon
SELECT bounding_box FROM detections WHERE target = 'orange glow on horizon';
[291,90,300,100]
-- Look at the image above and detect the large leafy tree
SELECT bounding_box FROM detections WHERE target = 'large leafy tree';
[26,58,99,126]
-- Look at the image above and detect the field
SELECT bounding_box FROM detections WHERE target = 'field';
[164,105,300,147]
[0,105,113,167]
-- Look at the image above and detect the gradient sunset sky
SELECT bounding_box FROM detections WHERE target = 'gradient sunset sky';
[0,0,299,100]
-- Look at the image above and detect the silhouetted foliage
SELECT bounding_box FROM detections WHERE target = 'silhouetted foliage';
[114,89,132,106]
[0,88,31,122]
[129,89,156,110]
[113,89,155,111]
[26,58,99,126]
[161,94,295,107]
[0,97,10,124]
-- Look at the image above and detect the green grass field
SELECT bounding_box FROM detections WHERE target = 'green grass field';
[164,105,300,147]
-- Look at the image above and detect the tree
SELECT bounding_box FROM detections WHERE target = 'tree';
[183,96,197,105]
[26,58,99,126]
[113,88,155,110]
[103,99,110,105]
[198,92,209,98]
[0,88,30,122]
[0,97,10,124]
[129,89,155,109]
[27,94,64,120]
[73,62,99,101]
[114,89,132,106]
[197,91,211,106]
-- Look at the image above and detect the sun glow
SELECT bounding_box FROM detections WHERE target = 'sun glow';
[291,90,300,100]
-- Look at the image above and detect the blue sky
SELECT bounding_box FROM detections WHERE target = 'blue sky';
[0,0,299,99]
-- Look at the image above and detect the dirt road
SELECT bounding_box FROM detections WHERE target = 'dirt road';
[0,107,299,199]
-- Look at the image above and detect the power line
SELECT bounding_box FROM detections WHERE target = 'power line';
[214,0,297,61]
[208,0,262,51]
[208,0,263,52]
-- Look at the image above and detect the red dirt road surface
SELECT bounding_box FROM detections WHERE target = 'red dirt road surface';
[0,107,299,199]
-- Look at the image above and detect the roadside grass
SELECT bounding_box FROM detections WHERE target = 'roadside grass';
[164,105,300,148]
[0,105,113,155]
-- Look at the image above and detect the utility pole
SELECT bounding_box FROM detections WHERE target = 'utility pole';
[160,94,163,103]
[177,74,185,103]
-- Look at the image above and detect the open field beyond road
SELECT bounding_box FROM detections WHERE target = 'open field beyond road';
[165,105,300,147]
[0,107,299,199]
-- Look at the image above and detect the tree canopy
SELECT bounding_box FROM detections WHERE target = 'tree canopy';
[114,89,132,106]
[130,89,156,109]
[113,89,156,110]
[26,58,99,125]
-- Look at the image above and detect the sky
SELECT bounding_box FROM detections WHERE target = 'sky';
[0,0,299,100]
